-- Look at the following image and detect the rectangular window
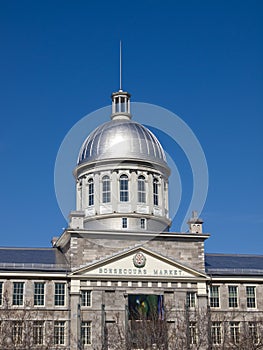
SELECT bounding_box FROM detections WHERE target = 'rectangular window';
[54,321,65,345]
[81,321,92,345]
[102,176,111,203]
[13,282,24,306]
[246,286,256,308]
[122,217,127,229]
[0,282,3,305]
[120,175,129,202]
[189,322,197,344]
[34,282,45,306]
[228,286,238,308]
[33,321,44,345]
[186,292,196,308]
[54,283,65,306]
[12,321,23,344]
[138,176,146,203]
[211,322,222,345]
[81,290,91,307]
[210,286,220,307]
[153,179,158,206]
[248,322,259,344]
[88,180,94,206]
[229,321,239,344]
[140,218,146,229]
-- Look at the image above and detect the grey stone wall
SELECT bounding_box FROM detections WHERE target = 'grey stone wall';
[64,230,207,272]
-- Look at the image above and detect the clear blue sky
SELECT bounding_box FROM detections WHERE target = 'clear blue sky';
[0,0,262,254]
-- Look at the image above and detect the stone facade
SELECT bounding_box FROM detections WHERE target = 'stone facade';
[0,88,262,349]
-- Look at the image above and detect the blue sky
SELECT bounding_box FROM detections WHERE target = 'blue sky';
[0,0,262,254]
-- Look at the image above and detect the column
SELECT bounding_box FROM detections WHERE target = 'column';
[160,177,164,215]
[76,180,82,211]
[197,282,208,309]
[111,171,118,212]
[197,282,209,347]
[69,280,81,350]
[82,177,88,209]
[164,180,169,218]
[94,173,100,214]
[130,171,137,212]
[148,173,153,214]
[112,97,115,114]
[118,96,121,112]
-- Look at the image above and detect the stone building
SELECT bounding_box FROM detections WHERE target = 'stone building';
[0,87,262,349]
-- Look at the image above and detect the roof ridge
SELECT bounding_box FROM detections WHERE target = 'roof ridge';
[205,253,263,258]
[0,247,54,250]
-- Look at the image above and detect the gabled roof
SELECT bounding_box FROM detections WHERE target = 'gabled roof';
[205,253,263,276]
[0,247,69,272]
[71,246,208,279]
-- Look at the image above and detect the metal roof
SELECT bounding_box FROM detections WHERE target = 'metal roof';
[77,119,168,168]
[0,248,262,276]
[0,247,69,272]
[205,253,263,276]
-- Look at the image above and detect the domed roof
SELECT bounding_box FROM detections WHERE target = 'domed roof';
[77,118,168,167]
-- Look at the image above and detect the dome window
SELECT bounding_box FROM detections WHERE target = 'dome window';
[120,174,129,202]
[102,176,111,203]
[153,178,159,206]
[88,179,94,206]
[138,175,146,203]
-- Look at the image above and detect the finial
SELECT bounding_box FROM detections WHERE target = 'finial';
[119,40,122,91]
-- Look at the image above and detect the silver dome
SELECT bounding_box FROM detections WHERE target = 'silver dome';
[77,119,168,167]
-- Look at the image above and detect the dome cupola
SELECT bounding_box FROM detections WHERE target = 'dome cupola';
[77,115,168,174]
[111,89,131,120]
[71,89,171,233]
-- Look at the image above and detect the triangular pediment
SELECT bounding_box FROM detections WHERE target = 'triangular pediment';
[71,246,208,279]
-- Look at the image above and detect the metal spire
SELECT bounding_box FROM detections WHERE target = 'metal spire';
[119,40,122,91]
[110,41,131,119]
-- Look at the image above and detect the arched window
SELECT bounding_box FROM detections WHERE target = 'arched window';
[120,174,129,202]
[102,175,111,203]
[138,175,146,203]
[153,178,159,206]
[88,179,94,206]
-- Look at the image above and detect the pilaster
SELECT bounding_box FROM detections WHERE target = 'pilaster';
[111,171,118,212]
[70,279,81,350]
[130,171,137,212]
